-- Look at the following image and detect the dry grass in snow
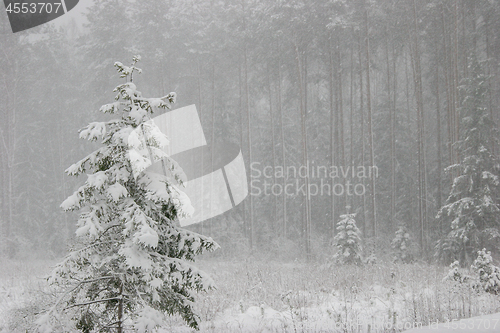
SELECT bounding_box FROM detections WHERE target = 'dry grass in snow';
[1,258,500,332]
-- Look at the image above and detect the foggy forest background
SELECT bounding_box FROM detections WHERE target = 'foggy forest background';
[1,0,500,261]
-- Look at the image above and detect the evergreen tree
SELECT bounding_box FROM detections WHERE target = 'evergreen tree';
[442,260,473,298]
[471,248,500,295]
[391,226,415,263]
[443,260,470,285]
[436,57,500,264]
[333,212,363,265]
[37,56,219,332]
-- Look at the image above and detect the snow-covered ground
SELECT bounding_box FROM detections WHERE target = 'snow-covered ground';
[2,258,500,332]
[157,260,500,332]
[157,286,498,332]
[187,304,500,333]
[0,258,55,332]
[402,312,500,333]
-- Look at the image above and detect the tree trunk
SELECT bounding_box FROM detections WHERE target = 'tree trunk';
[364,5,377,238]
[435,59,443,232]
[385,26,395,232]
[210,57,216,236]
[404,43,415,237]
[337,36,346,211]
[197,58,205,236]
[453,1,460,166]
[441,6,454,173]
[329,37,336,239]
[267,61,277,235]
[392,41,398,230]
[117,280,124,333]
[238,53,247,238]
[349,37,355,209]
[294,39,311,260]
[0,49,17,257]
[242,0,254,249]
[411,0,427,252]
[484,12,495,154]
[357,33,367,236]
[277,40,287,239]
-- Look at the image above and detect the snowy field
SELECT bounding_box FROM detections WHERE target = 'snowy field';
[0,258,54,332]
[402,312,500,333]
[1,257,500,332]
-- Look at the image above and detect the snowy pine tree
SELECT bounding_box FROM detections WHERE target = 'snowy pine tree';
[443,260,470,284]
[442,260,474,298]
[333,213,363,265]
[435,57,500,264]
[471,248,500,295]
[391,226,414,263]
[37,56,219,332]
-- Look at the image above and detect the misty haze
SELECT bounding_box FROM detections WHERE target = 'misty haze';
[1,0,500,332]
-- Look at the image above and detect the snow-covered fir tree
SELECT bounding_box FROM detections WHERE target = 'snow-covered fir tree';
[391,226,414,263]
[443,260,470,284]
[333,212,363,265]
[471,248,500,295]
[435,57,500,264]
[37,56,219,332]
[442,260,474,298]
